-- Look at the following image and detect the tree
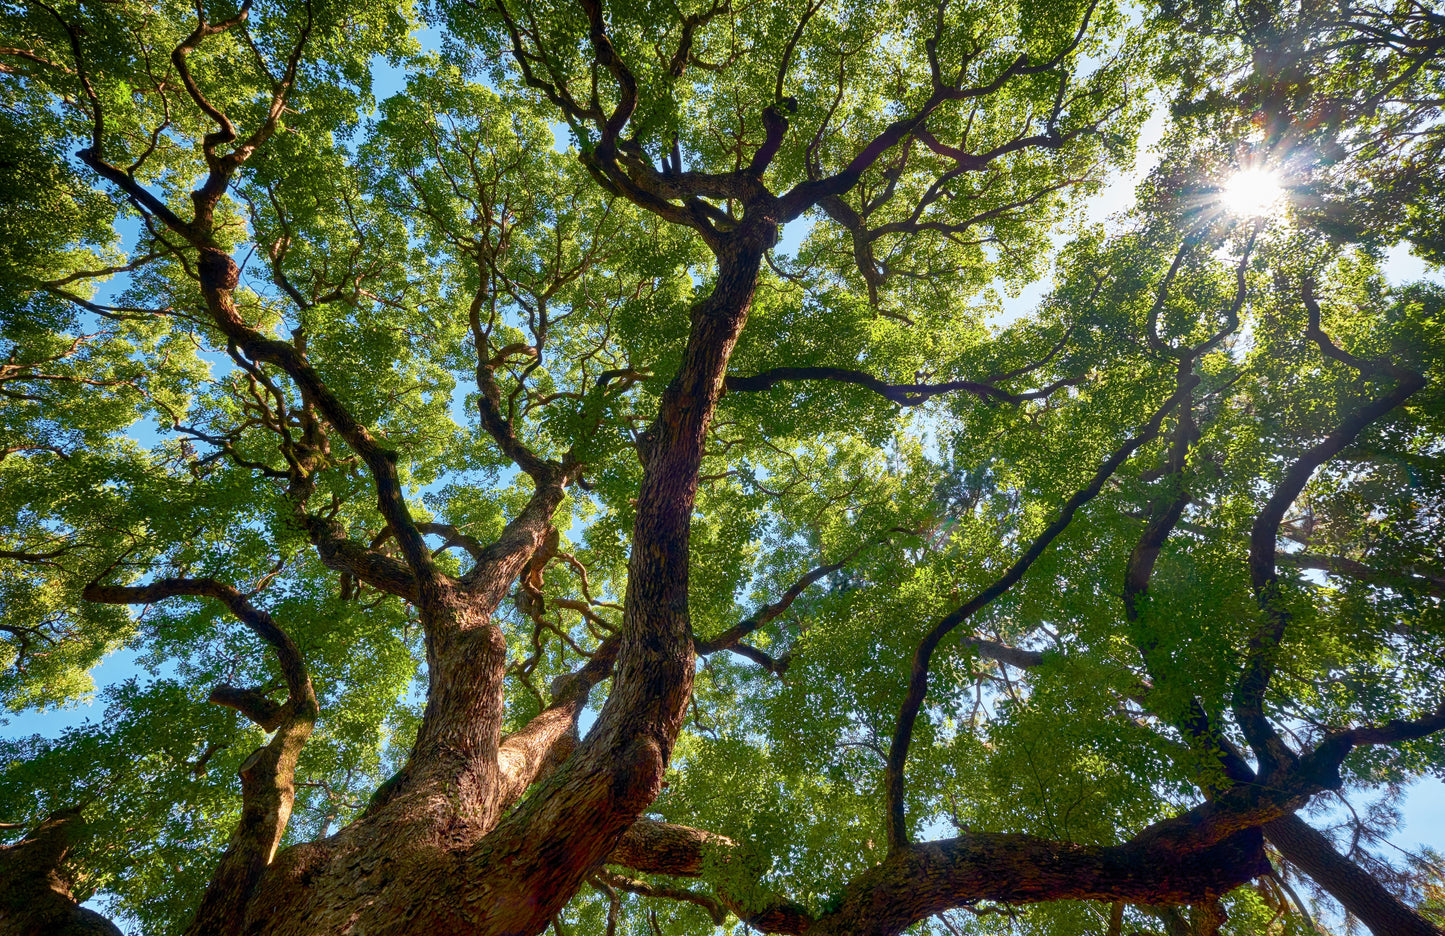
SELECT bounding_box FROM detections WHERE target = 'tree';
[1,0,1443,932]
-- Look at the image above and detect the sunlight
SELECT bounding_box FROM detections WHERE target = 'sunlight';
[1220,168,1287,218]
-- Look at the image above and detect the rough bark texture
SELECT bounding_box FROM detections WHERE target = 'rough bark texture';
[0,810,124,936]
[1264,814,1443,936]
[801,830,1271,936]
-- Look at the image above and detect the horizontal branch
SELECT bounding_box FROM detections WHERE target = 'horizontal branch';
[960,636,1045,670]
[725,366,1075,407]
[1278,551,1445,598]
[804,828,1268,936]
[592,869,725,925]
[605,815,1266,936]
[606,819,813,932]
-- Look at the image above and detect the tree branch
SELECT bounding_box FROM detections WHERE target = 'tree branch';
[1234,341,1425,776]
[0,809,124,936]
[725,365,1076,407]
[81,577,317,936]
[1263,813,1444,936]
[1278,552,1445,598]
[885,375,1197,848]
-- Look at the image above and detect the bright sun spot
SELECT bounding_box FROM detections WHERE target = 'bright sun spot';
[1220,168,1287,218]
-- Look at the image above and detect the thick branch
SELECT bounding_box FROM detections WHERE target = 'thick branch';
[300,514,420,601]
[961,636,1045,670]
[444,241,768,936]
[207,684,286,731]
[1264,813,1443,936]
[0,809,124,936]
[801,828,1268,936]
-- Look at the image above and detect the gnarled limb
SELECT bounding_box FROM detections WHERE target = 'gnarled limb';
[598,809,1271,936]
[80,578,317,936]
[300,514,420,602]
[385,239,770,936]
[800,827,1267,936]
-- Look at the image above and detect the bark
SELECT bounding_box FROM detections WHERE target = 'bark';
[0,810,123,936]
[800,829,1269,936]
[384,239,771,936]
[51,10,1437,932]
[204,242,768,936]
[1264,813,1443,936]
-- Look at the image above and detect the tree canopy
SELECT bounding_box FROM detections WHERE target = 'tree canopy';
[1,0,1444,934]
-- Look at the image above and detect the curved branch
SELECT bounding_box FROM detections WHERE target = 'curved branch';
[81,577,316,936]
[1234,358,1426,776]
[298,514,420,602]
[419,522,488,563]
[604,817,1266,936]
[592,869,726,925]
[696,535,893,655]
[605,819,813,932]
[885,375,1197,848]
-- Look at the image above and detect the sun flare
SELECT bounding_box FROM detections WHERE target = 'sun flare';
[1220,168,1287,218]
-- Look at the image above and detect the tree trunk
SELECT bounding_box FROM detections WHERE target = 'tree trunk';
[208,243,768,936]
